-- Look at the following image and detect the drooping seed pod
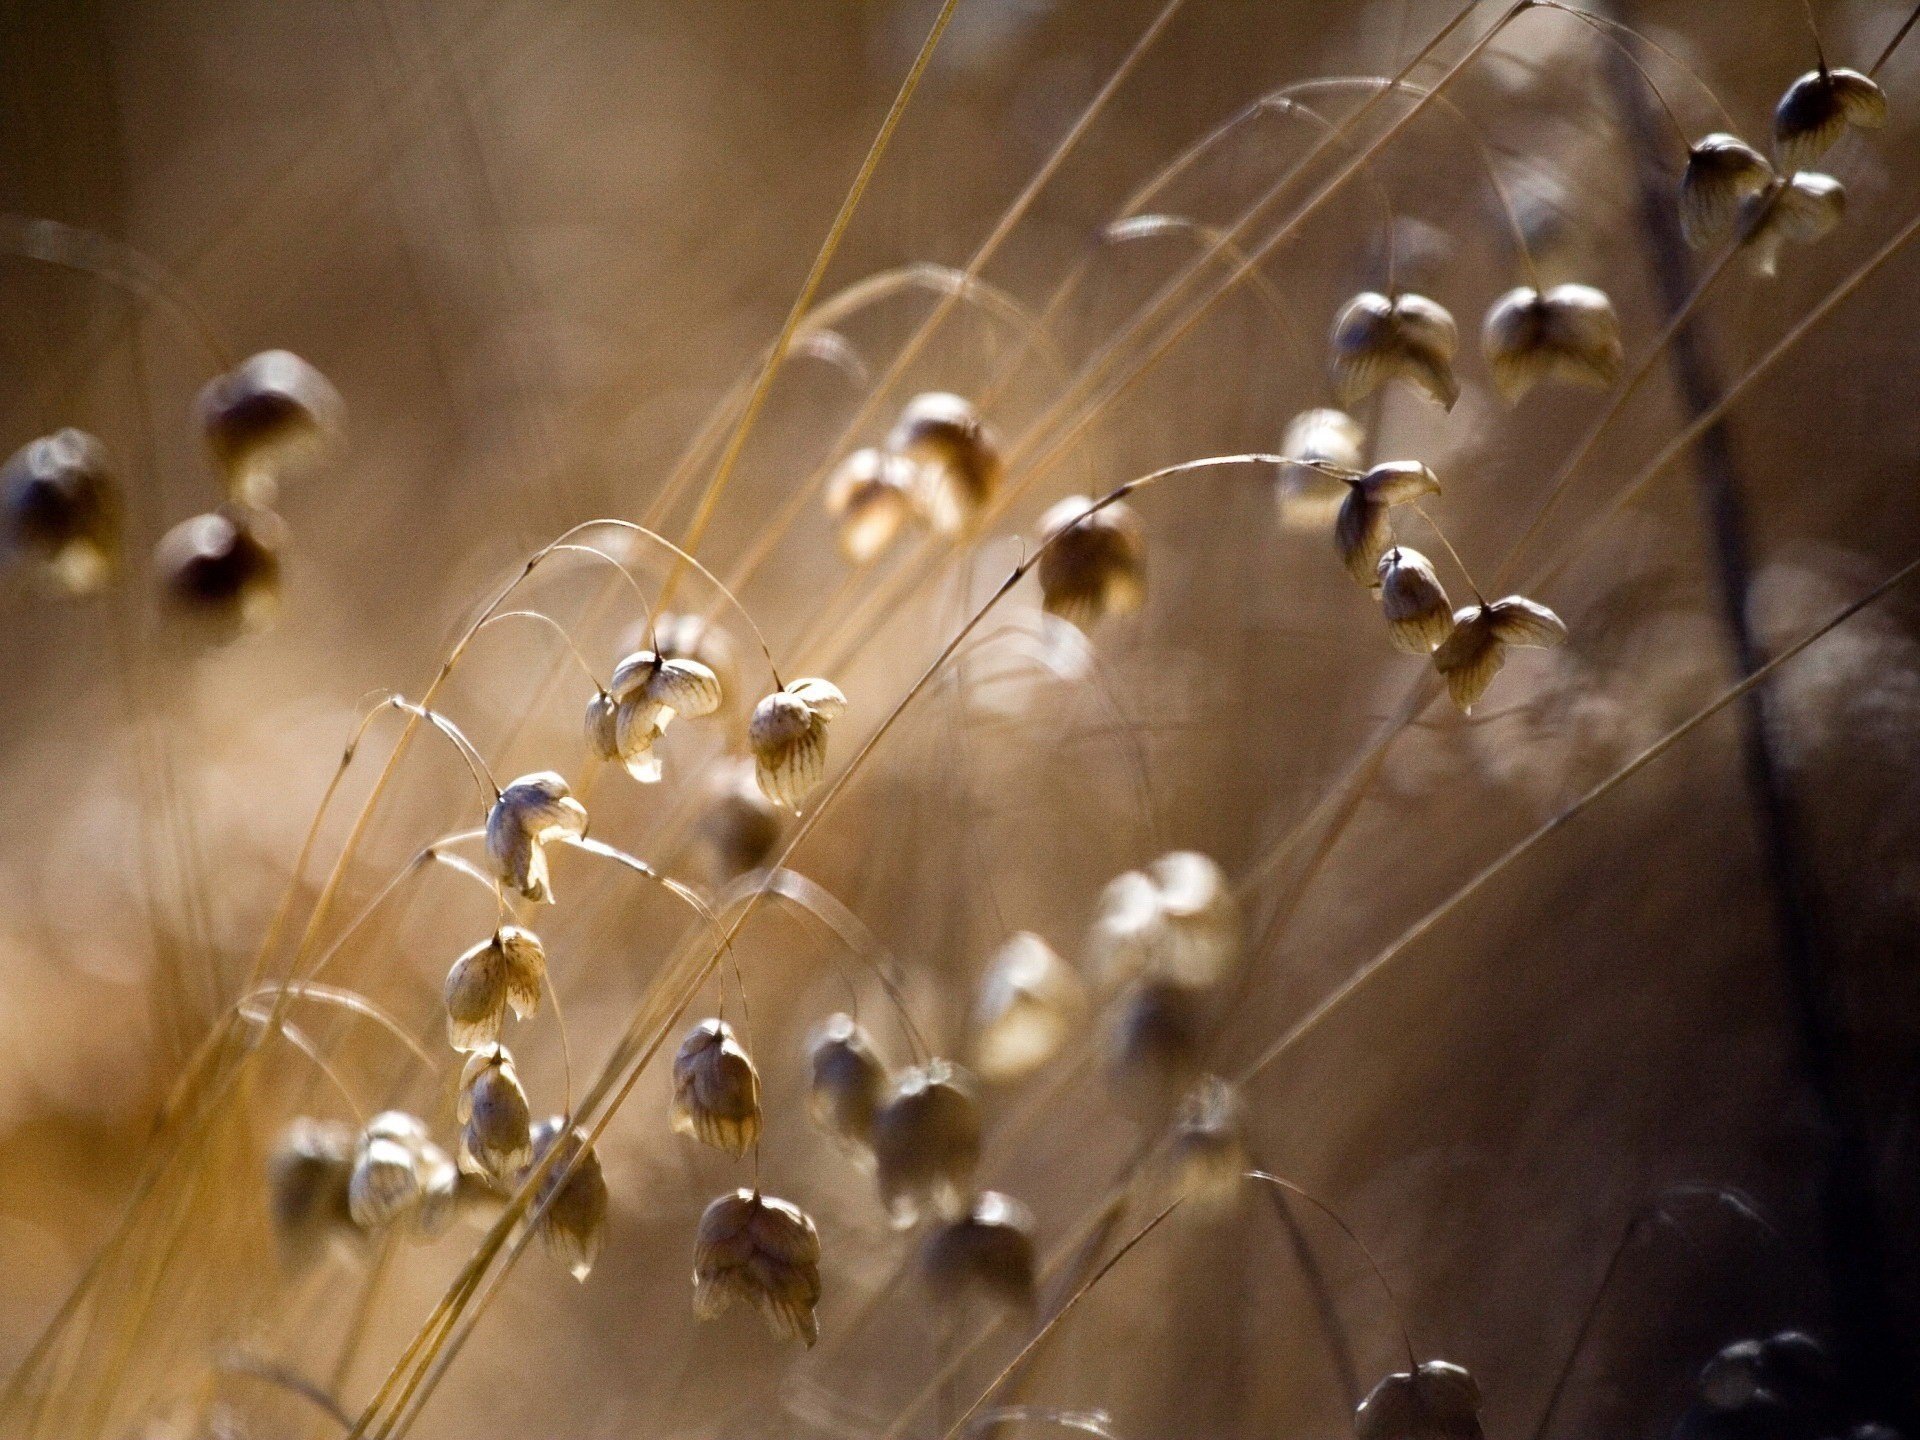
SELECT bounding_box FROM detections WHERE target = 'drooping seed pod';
[700,759,784,881]
[1479,284,1623,401]
[670,1018,762,1156]
[347,1111,456,1237]
[1,429,121,594]
[807,1012,887,1151]
[971,931,1087,1083]
[692,1188,823,1346]
[888,392,1002,535]
[749,677,847,810]
[1104,977,1208,1124]
[1774,66,1888,169]
[195,350,343,506]
[1086,851,1240,991]
[1697,1338,1766,1409]
[443,925,546,1052]
[527,1116,609,1282]
[1376,547,1454,655]
[457,1048,534,1182]
[484,772,588,904]
[871,1059,982,1228]
[1035,495,1146,630]
[920,1191,1037,1312]
[1697,1331,1834,1411]
[1741,172,1846,278]
[825,447,918,563]
[1330,291,1460,409]
[267,1117,358,1270]
[1680,134,1776,248]
[590,649,724,784]
[1355,1361,1485,1440]
[1335,461,1441,587]
[1276,407,1366,531]
[1164,1076,1247,1213]
[154,504,287,641]
[1431,595,1568,713]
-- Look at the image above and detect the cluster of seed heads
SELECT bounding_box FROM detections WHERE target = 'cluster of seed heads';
[824,391,1003,563]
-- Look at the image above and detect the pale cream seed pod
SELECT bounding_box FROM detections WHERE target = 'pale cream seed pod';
[443,925,546,1052]
[267,1117,358,1270]
[692,1188,823,1346]
[1330,291,1460,409]
[348,1111,453,1235]
[670,1018,763,1156]
[1277,407,1366,531]
[1680,134,1776,248]
[871,1059,983,1228]
[1376,547,1455,655]
[155,504,287,642]
[457,1048,534,1182]
[1335,461,1441,588]
[1774,66,1887,170]
[749,677,847,810]
[972,931,1087,1082]
[1431,595,1569,713]
[593,650,724,784]
[1740,172,1846,278]
[1354,1361,1485,1440]
[888,391,1002,536]
[2,429,121,594]
[1035,495,1146,630]
[1164,1076,1247,1213]
[920,1190,1037,1312]
[1479,284,1623,401]
[527,1117,609,1282]
[825,447,918,563]
[1087,851,1239,991]
[195,350,343,507]
[485,771,588,904]
[807,1012,887,1151]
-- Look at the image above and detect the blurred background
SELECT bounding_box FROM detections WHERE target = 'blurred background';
[1,0,1919,1436]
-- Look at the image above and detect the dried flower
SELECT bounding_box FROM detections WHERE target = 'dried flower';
[692,1188,822,1345]
[1741,172,1846,278]
[972,931,1087,1082]
[1479,284,1622,401]
[1331,291,1459,409]
[457,1047,533,1182]
[1277,408,1366,531]
[527,1117,609,1282]
[1036,495,1146,629]
[670,1018,762,1155]
[347,1111,457,1237]
[888,391,1002,535]
[871,1059,982,1227]
[267,1117,357,1269]
[443,925,546,1051]
[1164,1076,1247,1212]
[1680,134,1775,248]
[1376,547,1454,655]
[1355,1361,1485,1440]
[1774,66,1887,170]
[749,677,847,809]
[587,649,723,783]
[826,447,918,563]
[485,772,588,904]
[921,1191,1037,1311]
[154,504,286,640]
[1336,462,1441,587]
[1087,851,1240,990]
[807,1012,887,1151]
[1104,977,1208,1123]
[2,429,121,593]
[701,759,784,880]
[195,350,343,506]
[1431,596,1568,713]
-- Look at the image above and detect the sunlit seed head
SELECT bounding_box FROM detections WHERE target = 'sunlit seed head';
[1740,171,1846,278]
[1680,133,1776,249]
[1431,596,1568,713]
[1087,851,1238,991]
[195,350,343,507]
[1277,408,1366,531]
[154,504,287,642]
[692,1188,823,1346]
[1376,547,1454,655]
[670,1018,763,1156]
[1,428,121,594]
[1479,284,1623,401]
[1355,1361,1485,1440]
[1330,291,1460,410]
[528,1117,609,1282]
[444,925,546,1052]
[807,1012,887,1153]
[1036,495,1146,630]
[267,1117,358,1270]
[1164,1076,1247,1213]
[596,650,724,784]
[871,1059,983,1228]
[825,446,918,563]
[457,1047,534,1183]
[920,1190,1038,1313]
[888,391,1002,536]
[972,931,1087,1083]
[485,772,588,904]
[749,677,847,810]
[1774,67,1887,170]
[348,1110,436,1231]
[1335,462,1440,588]
[1104,977,1208,1125]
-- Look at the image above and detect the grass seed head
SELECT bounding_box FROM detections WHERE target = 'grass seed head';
[692,1188,823,1346]
[1088,851,1239,990]
[1681,133,1776,248]
[1479,284,1623,401]
[920,1190,1037,1312]
[749,677,847,810]
[888,392,1002,536]
[1377,547,1455,655]
[348,1111,456,1236]
[1331,291,1460,410]
[444,925,546,1052]
[1277,407,1366,530]
[1104,977,1208,1124]
[1355,1361,1484,1440]
[1741,171,1846,277]
[155,503,287,641]
[1036,495,1146,630]
[1774,67,1888,170]
[267,1118,357,1271]
[972,930,1088,1082]
[1431,596,1568,712]
[1336,462,1441,587]
[527,1117,609,1282]
[825,446,918,563]
[670,1017,763,1156]
[594,649,724,783]
[871,1059,982,1228]
[485,771,589,904]
[1164,1075,1247,1213]
[807,1012,887,1152]
[2,428,121,594]
[457,1047,534,1182]
[195,350,343,507]
[701,758,784,879]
